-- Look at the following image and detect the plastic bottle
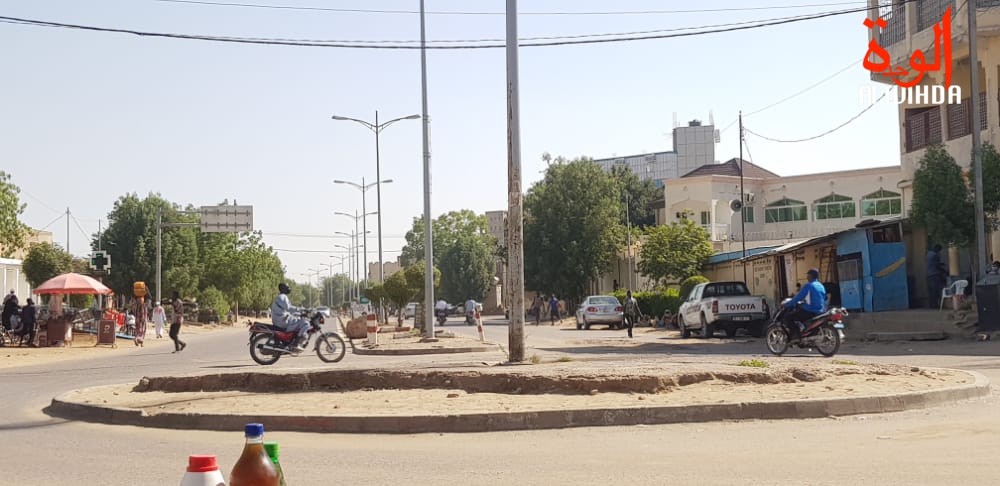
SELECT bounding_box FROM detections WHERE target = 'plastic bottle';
[229,423,279,486]
[180,455,226,486]
[263,442,287,486]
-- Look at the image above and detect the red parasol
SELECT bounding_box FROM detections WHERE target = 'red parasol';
[34,273,113,295]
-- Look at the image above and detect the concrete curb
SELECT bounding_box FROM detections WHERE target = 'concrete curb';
[45,369,991,434]
[348,338,495,355]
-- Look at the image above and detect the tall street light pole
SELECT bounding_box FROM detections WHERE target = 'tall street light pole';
[336,211,376,294]
[506,0,526,362]
[335,179,388,288]
[334,233,356,300]
[419,0,436,340]
[332,112,419,284]
[969,2,987,279]
[332,246,350,302]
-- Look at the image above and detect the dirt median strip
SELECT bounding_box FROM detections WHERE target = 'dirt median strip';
[44,363,990,433]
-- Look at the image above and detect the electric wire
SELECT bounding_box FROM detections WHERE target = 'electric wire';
[152,0,868,16]
[69,213,92,245]
[744,88,891,143]
[20,190,63,215]
[0,4,891,50]
[37,213,66,231]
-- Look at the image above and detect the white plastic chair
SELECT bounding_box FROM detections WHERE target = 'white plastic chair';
[940,279,969,311]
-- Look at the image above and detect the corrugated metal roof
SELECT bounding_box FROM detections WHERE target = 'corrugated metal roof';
[708,246,780,264]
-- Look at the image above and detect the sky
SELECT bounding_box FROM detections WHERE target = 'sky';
[1,0,901,284]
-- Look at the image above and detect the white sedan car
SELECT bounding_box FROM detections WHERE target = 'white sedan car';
[575,295,624,330]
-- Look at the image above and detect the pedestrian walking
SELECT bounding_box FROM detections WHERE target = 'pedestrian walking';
[132,296,148,347]
[170,291,187,353]
[530,295,542,326]
[549,295,560,325]
[20,298,37,347]
[623,290,642,338]
[151,301,167,338]
[2,290,18,331]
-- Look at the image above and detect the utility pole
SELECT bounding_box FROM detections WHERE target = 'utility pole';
[739,111,748,284]
[156,209,162,303]
[360,178,369,291]
[969,2,987,279]
[420,0,436,340]
[506,0,526,362]
[626,191,632,290]
[66,207,70,254]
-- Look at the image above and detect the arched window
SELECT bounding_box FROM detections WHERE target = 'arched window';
[765,197,808,223]
[861,189,902,217]
[814,194,856,220]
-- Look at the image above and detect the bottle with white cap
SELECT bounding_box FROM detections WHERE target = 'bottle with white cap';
[180,455,227,486]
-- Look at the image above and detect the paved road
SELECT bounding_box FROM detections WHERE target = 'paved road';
[3,318,1000,485]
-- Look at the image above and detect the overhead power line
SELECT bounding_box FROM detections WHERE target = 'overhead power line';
[152,0,867,16]
[0,4,891,50]
[744,88,890,143]
[720,58,858,134]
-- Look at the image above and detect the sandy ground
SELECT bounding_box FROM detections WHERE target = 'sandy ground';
[67,361,973,417]
[0,322,231,370]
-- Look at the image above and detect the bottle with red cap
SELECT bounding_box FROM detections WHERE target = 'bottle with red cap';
[180,455,226,486]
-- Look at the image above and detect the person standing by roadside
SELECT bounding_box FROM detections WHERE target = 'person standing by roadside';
[2,290,18,331]
[20,298,37,347]
[170,291,187,353]
[530,295,542,326]
[926,244,948,309]
[623,290,642,338]
[151,301,167,339]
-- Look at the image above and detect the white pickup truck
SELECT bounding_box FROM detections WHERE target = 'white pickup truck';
[677,281,770,339]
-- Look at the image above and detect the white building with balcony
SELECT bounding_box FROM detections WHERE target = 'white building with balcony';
[662,158,904,250]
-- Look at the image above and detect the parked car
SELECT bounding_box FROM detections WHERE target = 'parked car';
[574,295,624,330]
[677,281,769,338]
[404,302,418,319]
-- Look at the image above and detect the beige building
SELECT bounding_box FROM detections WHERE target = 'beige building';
[662,158,904,250]
[0,229,53,260]
[868,0,1000,271]
[368,260,401,282]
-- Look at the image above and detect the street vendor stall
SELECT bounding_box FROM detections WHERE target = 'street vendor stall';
[33,273,113,346]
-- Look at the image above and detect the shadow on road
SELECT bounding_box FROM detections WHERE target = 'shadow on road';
[0,415,72,432]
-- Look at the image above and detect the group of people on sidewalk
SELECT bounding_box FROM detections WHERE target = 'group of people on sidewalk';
[2,290,38,346]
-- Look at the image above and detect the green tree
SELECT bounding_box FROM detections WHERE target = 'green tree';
[383,271,414,322]
[198,286,229,322]
[320,274,352,307]
[97,194,201,298]
[399,210,490,267]
[912,144,975,246]
[22,242,75,287]
[403,261,441,303]
[679,275,710,300]
[611,164,659,228]
[0,171,30,257]
[524,157,623,304]
[638,220,714,285]
[439,232,494,303]
[971,143,1000,230]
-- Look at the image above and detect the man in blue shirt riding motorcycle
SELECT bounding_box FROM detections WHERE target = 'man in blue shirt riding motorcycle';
[783,268,827,339]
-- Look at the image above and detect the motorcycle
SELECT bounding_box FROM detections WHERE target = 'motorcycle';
[435,308,448,326]
[765,298,847,357]
[247,309,346,365]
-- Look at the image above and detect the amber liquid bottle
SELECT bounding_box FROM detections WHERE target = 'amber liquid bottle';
[229,423,279,486]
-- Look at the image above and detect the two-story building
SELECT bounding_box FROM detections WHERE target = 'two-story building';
[663,158,904,250]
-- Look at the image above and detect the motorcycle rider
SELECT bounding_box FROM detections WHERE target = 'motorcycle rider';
[782,268,827,340]
[435,298,448,323]
[271,282,310,352]
[465,298,477,325]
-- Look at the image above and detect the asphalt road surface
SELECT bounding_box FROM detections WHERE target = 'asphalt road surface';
[3,317,1000,485]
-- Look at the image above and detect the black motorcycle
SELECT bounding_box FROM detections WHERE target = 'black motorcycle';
[765,298,847,357]
[435,308,448,326]
[248,309,345,365]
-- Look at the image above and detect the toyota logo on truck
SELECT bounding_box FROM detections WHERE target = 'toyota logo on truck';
[725,303,757,311]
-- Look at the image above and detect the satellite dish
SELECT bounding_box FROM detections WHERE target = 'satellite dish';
[730,199,743,212]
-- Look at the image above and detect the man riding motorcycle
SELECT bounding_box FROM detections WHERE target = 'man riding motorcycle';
[465,298,477,325]
[782,268,827,340]
[271,282,310,352]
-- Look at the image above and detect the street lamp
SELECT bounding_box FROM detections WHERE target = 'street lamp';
[332,111,419,284]
[335,210,378,288]
[334,233,356,300]
[335,228,371,300]
[319,262,340,307]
